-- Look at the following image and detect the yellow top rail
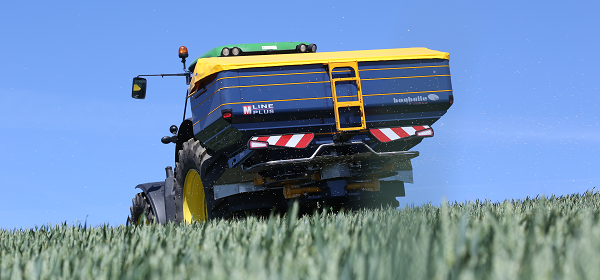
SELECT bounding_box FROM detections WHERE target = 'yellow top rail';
[188,47,449,92]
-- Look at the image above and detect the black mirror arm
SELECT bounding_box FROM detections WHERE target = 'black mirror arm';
[136,73,189,78]
[137,72,191,85]
[134,73,192,121]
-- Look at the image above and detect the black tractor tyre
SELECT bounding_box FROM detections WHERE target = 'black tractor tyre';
[128,192,155,225]
[173,139,227,223]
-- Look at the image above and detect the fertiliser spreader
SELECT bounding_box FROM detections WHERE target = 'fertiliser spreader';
[129,42,453,224]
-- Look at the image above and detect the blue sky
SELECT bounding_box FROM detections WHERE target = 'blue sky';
[1,0,598,229]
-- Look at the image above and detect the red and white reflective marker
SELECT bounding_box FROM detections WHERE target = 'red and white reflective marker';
[250,133,314,149]
[248,140,269,149]
[416,128,433,137]
[370,126,433,143]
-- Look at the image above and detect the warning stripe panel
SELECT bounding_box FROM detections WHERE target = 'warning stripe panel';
[251,133,314,148]
[275,135,293,146]
[256,136,269,142]
[370,128,391,142]
[370,126,432,143]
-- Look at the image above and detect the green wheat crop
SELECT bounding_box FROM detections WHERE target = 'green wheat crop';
[2,191,600,280]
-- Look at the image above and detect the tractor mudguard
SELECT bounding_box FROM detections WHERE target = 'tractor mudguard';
[135,181,167,224]
[175,119,195,162]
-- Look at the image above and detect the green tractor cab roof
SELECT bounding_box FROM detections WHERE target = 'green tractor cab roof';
[188,41,316,72]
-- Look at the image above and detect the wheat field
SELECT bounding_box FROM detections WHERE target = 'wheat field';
[2,192,600,280]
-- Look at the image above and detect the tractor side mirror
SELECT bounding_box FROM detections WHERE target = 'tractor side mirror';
[132,77,147,99]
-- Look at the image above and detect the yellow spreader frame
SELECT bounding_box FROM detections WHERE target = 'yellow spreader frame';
[328,61,366,131]
[183,169,208,223]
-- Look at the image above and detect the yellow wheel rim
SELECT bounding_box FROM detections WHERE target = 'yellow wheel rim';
[137,213,149,226]
[183,169,208,223]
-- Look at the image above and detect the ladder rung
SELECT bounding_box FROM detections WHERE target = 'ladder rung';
[332,77,358,82]
[338,126,364,131]
[336,101,362,107]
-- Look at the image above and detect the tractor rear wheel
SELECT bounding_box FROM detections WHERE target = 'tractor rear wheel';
[128,192,155,225]
[174,139,214,223]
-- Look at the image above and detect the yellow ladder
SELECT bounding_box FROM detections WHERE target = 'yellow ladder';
[328,61,366,131]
